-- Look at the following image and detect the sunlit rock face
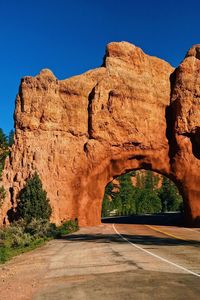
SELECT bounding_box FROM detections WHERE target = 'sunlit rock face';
[1,42,200,226]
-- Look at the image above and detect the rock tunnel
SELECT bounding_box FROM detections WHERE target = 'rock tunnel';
[1,41,200,227]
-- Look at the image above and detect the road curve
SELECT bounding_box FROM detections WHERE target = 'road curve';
[0,217,200,299]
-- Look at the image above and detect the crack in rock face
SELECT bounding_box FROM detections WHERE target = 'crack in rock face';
[1,42,200,227]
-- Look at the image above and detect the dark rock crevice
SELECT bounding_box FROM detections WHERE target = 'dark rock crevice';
[165,70,180,167]
[182,129,200,159]
[87,87,96,139]
[18,82,25,113]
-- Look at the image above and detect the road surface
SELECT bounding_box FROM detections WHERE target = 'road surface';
[0,214,200,299]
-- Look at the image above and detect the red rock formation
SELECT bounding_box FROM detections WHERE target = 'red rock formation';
[1,42,200,226]
[170,45,200,225]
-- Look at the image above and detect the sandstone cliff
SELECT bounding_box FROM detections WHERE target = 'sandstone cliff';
[1,42,200,226]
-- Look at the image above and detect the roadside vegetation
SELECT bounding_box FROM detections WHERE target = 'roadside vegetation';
[0,128,78,264]
[0,172,78,263]
[0,218,78,263]
[102,171,183,217]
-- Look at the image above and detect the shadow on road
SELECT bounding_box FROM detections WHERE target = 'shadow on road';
[60,213,200,248]
[102,213,184,226]
[61,233,200,248]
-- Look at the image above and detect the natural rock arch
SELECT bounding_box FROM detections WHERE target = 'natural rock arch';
[1,42,200,226]
[99,168,183,220]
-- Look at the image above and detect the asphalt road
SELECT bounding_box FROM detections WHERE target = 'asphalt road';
[1,214,200,299]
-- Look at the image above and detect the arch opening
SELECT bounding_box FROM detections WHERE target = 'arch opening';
[101,170,184,226]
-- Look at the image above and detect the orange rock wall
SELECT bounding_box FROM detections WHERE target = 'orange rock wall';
[1,42,200,226]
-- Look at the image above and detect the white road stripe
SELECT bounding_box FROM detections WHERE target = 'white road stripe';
[112,223,200,278]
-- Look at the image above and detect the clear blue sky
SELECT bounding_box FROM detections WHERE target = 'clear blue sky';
[1,0,200,135]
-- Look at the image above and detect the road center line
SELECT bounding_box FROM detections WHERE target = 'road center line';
[112,223,200,278]
[145,225,186,241]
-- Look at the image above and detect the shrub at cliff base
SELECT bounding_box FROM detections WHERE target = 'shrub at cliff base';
[0,173,79,263]
[16,172,52,222]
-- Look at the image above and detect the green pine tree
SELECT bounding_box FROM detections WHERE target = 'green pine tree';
[16,172,52,222]
[8,129,14,146]
[101,183,114,217]
[159,176,183,212]
[113,193,123,215]
[0,128,9,179]
[143,171,159,191]
[135,171,161,214]
[118,173,136,215]
[136,189,162,214]
[0,128,8,147]
[159,176,169,212]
